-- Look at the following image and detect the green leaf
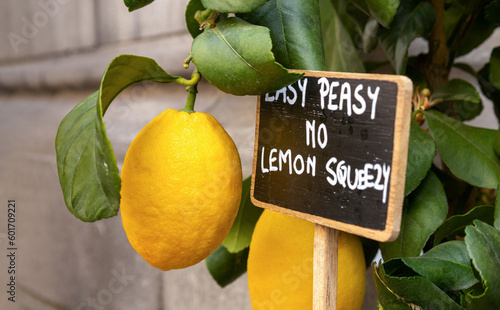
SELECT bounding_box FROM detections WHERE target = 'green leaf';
[56,55,180,222]
[401,241,479,291]
[372,263,414,310]
[405,121,436,196]
[478,64,500,123]
[123,0,154,12]
[201,0,268,13]
[378,0,435,74]
[222,177,264,253]
[434,205,495,246]
[491,47,500,90]
[379,171,447,260]
[496,186,500,230]
[464,221,500,308]
[185,0,205,39]
[454,62,477,78]
[191,17,303,96]
[374,262,465,310]
[424,109,500,189]
[485,0,500,27]
[432,79,482,121]
[433,79,481,104]
[238,0,325,71]
[349,0,400,28]
[319,0,365,72]
[205,245,249,287]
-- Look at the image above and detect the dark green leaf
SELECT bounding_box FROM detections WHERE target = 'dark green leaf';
[496,186,500,230]
[432,79,482,121]
[380,171,447,260]
[405,121,436,196]
[424,109,500,189]
[222,176,264,253]
[185,0,205,39]
[433,79,481,104]
[205,245,249,287]
[201,0,268,13]
[434,205,495,246]
[378,0,435,74]
[494,128,500,158]
[349,0,400,28]
[56,55,180,222]
[401,241,479,291]
[454,62,477,78]
[374,262,465,310]
[124,0,154,12]
[491,47,500,90]
[478,64,500,122]
[191,17,303,96]
[455,4,497,57]
[464,221,500,308]
[238,0,325,71]
[372,263,414,310]
[485,0,500,26]
[320,0,365,72]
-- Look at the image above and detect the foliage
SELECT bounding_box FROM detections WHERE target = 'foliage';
[56,0,500,306]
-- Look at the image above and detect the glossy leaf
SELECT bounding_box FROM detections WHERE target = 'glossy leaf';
[433,205,495,246]
[378,0,435,74]
[464,221,500,308]
[379,171,447,260]
[222,177,264,253]
[185,0,205,39]
[424,109,500,189]
[238,0,325,70]
[56,55,180,222]
[374,262,465,310]
[401,241,479,291]
[455,4,497,58]
[205,245,249,287]
[349,0,400,28]
[201,0,268,13]
[433,79,481,104]
[491,47,500,90]
[432,78,482,121]
[320,0,365,72]
[404,121,436,196]
[123,0,154,12]
[191,17,303,96]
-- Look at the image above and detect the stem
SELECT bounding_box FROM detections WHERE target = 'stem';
[180,69,201,113]
[423,0,450,92]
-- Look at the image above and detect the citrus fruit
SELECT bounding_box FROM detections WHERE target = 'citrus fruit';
[120,109,242,271]
[248,210,366,310]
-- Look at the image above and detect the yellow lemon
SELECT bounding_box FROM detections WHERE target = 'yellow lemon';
[120,109,242,271]
[248,210,366,310]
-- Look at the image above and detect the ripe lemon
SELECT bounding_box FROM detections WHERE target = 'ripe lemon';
[248,210,366,310]
[120,109,242,271]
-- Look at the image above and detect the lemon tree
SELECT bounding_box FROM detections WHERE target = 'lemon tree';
[55,0,500,308]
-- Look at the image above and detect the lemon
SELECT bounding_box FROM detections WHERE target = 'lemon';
[120,109,242,271]
[248,210,366,310]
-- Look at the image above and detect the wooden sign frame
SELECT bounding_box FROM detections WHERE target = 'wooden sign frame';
[250,70,412,242]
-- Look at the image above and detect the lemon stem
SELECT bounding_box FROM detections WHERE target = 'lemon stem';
[181,69,201,113]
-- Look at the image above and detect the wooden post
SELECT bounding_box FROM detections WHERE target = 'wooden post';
[313,224,338,310]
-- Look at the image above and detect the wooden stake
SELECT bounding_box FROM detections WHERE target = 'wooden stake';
[313,224,338,310]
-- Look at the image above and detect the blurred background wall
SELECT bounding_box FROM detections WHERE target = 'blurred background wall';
[0,1,498,310]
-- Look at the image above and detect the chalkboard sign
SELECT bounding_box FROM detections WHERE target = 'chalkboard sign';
[251,71,412,242]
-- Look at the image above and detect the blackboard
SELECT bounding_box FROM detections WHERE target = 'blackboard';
[251,71,412,242]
